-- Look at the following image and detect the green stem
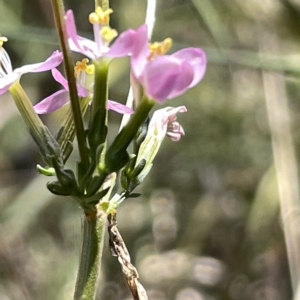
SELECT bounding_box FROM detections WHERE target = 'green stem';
[93,61,108,117]
[88,61,109,161]
[103,96,154,174]
[90,61,108,129]
[51,0,89,169]
[109,96,155,152]
[74,210,106,300]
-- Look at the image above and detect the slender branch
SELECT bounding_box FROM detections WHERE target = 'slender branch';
[108,213,148,300]
[51,0,89,168]
[74,211,107,300]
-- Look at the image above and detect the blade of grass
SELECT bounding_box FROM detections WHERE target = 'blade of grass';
[261,32,300,294]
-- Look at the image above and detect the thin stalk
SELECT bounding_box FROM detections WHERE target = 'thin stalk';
[51,0,89,169]
[74,210,107,300]
[109,97,155,153]
[90,61,109,127]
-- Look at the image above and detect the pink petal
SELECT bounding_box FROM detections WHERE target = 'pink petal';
[14,51,63,74]
[65,10,98,59]
[127,25,150,78]
[172,48,206,87]
[34,90,69,114]
[0,72,19,95]
[77,85,89,98]
[52,68,69,91]
[148,106,187,141]
[51,68,88,97]
[108,25,149,61]
[107,100,133,114]
[141,57,194,102]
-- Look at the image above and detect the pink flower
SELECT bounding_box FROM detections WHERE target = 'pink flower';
[65,8,206,104]
[128,25,207,103]
[134,106,187,177]
[0,48,63,95]
[34,68,133,115]
[65,9,141,60]
[147,106,187,142]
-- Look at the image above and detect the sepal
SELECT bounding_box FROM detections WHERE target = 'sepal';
[84,188,110,205]
[87,107,107,152]
[47,181,72,196]
[135,117,149,147]
[104,147,129,174]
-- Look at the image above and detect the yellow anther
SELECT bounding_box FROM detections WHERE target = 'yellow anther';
[148,38,173,60]
[89,7,113,25]
[100,26,118,44]
[0,35,8,48]
[74,58,94,78]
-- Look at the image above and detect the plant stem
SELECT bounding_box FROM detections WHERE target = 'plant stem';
[90,61,108,122]
[51,0,89,169]
[74,210,106,300]
[109,97,154,152]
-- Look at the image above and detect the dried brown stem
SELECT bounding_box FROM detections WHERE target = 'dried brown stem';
[108,213,148,300]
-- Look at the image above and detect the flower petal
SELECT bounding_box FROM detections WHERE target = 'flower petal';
[14,51,63,74]
[140,57,194,102]
[0,72,19,95]
[77,85,89,98]
[52,68,69,91]
[51,68,89,97]
[65,10,98,59]
[136,106,187,166]
[108,25,148,61]
[172,48,206,87]
[127,25,149,78]
[107,100,133,114]
[34,90,69,114]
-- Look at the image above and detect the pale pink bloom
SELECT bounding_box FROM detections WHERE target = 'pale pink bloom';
[0,48,63,95]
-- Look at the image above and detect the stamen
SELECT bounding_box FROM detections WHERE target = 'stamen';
[100,26,118,44]
[89,6,113,25]
[74,58,95,78]
[148,38,173,60]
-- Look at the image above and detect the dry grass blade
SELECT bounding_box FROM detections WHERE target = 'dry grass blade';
[261,31,300,295]
[108,213,148,300]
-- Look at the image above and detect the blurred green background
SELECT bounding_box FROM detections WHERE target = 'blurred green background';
[1,0,300,299]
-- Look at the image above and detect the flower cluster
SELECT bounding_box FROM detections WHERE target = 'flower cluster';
[0,5,207,300]
[1,6,206,114]
[0,6,207,202]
